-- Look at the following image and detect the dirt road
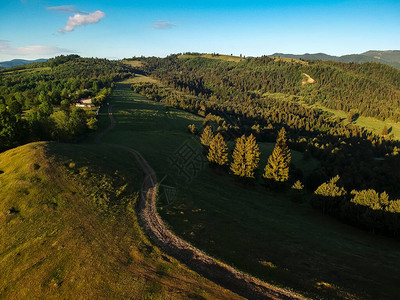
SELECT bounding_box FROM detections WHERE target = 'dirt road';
[302,73,315,85]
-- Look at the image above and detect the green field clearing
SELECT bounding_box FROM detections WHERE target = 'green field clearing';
[122,59,143,67]
[0,141,240,299]
[259,91,400,140]
[0,66,50,75]
[178,54,245,62]
[121,73,160,84]
[177,54,307,64]
[270,56,309,65]
[304,102,400,139]
[99,81,400,299]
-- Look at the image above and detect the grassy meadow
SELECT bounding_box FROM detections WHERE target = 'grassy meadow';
[0,141,241,298]
[101,80,400,299]
[178,54,245,62]
[308,102,400,139]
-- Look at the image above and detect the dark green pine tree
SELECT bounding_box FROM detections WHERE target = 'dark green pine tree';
[263,128,291,182]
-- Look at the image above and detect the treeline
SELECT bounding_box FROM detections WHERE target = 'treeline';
[0,55,134,151]
[313,176,400,237]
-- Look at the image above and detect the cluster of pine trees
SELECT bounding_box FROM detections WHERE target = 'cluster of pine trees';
[200,126,292,186]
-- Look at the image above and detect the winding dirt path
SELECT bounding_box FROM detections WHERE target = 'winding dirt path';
[97,103,306,300]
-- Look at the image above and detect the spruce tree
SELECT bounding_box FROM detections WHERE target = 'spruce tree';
[230,135,247,177]
[230,134,260,178]
[244,134,260,178]
[292,180,304,190]
[207,133,228,166]
[263,128,291,182]
[200,125,213,147]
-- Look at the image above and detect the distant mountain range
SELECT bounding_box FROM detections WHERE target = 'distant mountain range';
[269,50,400,69]
[0,58,47,69]
[2,51,400,70]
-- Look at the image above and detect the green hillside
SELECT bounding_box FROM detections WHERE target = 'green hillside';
[0,141,241,299]
[101,80,400,299]
[143,54,400,122]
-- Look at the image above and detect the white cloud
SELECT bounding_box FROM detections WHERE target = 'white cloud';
[0,40,71,56]
[58,10,106,33]
[15,45,70,55]
[0,40,10,52]
[152,20,175,30]
[46,5,88,14]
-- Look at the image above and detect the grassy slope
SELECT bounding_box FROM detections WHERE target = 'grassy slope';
[107,79,400,299]
[308,102,400,139]
[0,141,241,299]
[179,54,245,62]
[263,89,400,139]
[178,54,307,65]
[122,60,143,68]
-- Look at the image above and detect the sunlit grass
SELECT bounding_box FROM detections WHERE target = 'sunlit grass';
[0,141,241,299]
[104,82,400,300]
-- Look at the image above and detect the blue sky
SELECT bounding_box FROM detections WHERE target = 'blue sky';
[0,0,399,60]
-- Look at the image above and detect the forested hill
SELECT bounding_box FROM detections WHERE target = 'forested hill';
[129,54,400,198]
[142,54,400,122]
[0,55,135,152]
[270,50,400,70]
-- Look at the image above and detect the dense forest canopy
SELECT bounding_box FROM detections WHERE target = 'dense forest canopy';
[142,54,400,121]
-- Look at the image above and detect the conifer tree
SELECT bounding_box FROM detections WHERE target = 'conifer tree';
[200,125,213,147]
[230,135,247,177]
[230,134,260,178]
[244,134,260,178]
[263,128,291,182]
[292,180,304,190]
[207,133,228,166]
